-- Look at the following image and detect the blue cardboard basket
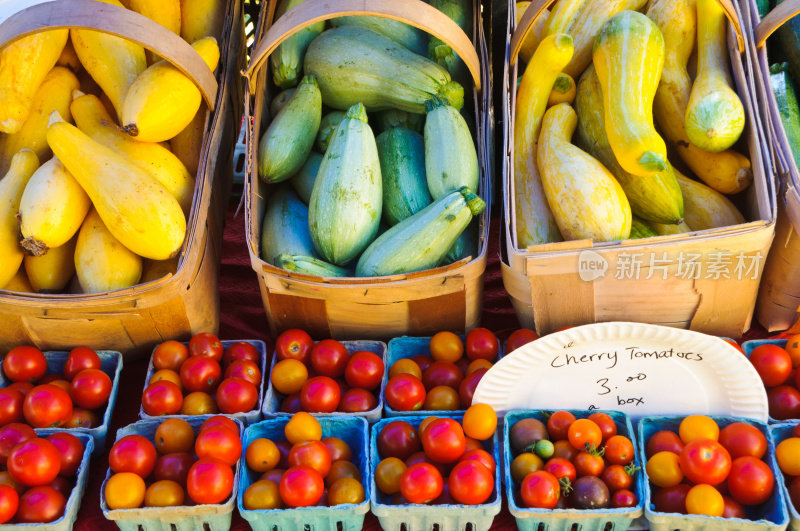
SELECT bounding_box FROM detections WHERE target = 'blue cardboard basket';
[769,421,800,531]
[100,416,243,531]
[0,350,123,454]
[139,340,267,426]
[639,415,789,531]
[383,335,503,417]
[262,340,387,423]
[370,414,502,531]
[504,409,644,531]
[238,416,370,530]
[0,430,94,531]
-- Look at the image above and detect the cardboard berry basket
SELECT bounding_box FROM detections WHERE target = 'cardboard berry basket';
[639,415,789,531]
[741,337,792,424]
[262,339,387,422]
[501,0,776,337]
[237,416,370,531]
[0,430,94,531]
[138,339,267,426]
[768,421,800,530]
[241,0,492,340]
[100,416,244,531]
[0,350,121,453]
[0,0,244,358]
[503,409,644,531]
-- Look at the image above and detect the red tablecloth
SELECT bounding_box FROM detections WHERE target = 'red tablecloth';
[73,200,775,530]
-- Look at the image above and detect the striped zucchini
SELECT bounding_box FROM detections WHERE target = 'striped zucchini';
[270,0,324,88]
[290,152,322,204]
[276,254,351,277]
[330,15,428,55]
[260,187,317,264]
[316,111,345,154]
[376,127,431,226]
[424,97,478,199]
[629,217,657,239]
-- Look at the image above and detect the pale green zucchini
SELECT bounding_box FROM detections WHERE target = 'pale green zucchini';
[270,0,325,88]
[290,152,322,204]
[427,0,472,84]
[269,88,295,118]
[330,15,428,55]
[315,111,345,154]
[376,127,431,225]
[260,187,317,264]
[424,96,478,199]
[276,254,351,277]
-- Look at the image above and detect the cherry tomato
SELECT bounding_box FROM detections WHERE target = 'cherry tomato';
[144,479,184,507]
[154,452,194,485]
[377,420,421,460]
[310,340,349,378]
[544,457,576,484]
[410,355,434,372]
[520,470,560,509]
[141,380,183,416]
[510,453,544,484]
[224,360,262,387]
[680,439,731,486]
[679,415,719,443]
[180,391,217,415]
[400,463,443,503]
[421,418,466,464]
[300,376,341,413]
[465,328,499,361]
[284,412,321,444]
[69,368,111,409]
[22,384,72,428]
[455,355,471,376]
[458,367,487,408]
[547,411,576,441]
[449,459,494,504]
[0,471,22,497]
[404,451,448,477]
[0,423,34,465]
[463,403,497,440]
[506,329,539,353]
[574,451,605,477]
[180,356,221,393]
[322,437,351,463]
[280,392,303,413]
[718,422,767,459]
[685,484,724,516]
[389,359,422,380]
[216,377,258,414]
[466,359,493,375]
[429,332,464,363]
[271,359,308,395]
[7,381,33,396]
[338,388,377,413]
[46,433,84,477]
[385,374,426,412]
[280,465,324,507]
[109,434,157,477]
[0,485,18,523]
[587,412,617,442]
[187,458,233,504]
[423,386,460,411]
[646,451,683,488]
[48,380,70,394]
[727,456,774,506]
[612,489,638,508]
[601,464,634,492]
[45,479,68,498]
[288,440,331,477]
[652,484,690,514]
[646,430,684,458]
[422,361,463,390]
[2,346,46,383]
[8,438,60,486]
[152,341,189,371]
[243,479,282,510]
[246,438,280,473]
[722,494,746,519]
[777,437,800,475]
[189,332,223,362]
[375,457,406,495]
[326,460,361,486]
[149,369,182,389]
[553,440,578,461]
[328,477,365,506]
[275,329,314,364]
[568,419,602,451]
[459,448,496,475]
[0,388,23,426]
[201,415,239,434]
[16,486,66,523]
[767,385,800,420]
[64,347,101,379]
[344,351,384,390]
[222,341,260,367]
[195,426,242,466]
[750,344,793,387]
[104,472,145,509]
[605,435,635,465]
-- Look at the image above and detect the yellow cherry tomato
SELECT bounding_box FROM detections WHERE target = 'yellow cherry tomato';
[776,437,800,476]
[679,415,719,443]
[646,451,684,488]
[463,403,497,440]
[685,484,724,516]
[285,412,321,444]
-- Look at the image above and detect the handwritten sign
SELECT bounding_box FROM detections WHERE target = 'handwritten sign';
[472,322,768,422]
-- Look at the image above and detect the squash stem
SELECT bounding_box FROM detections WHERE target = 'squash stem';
[638,151,667,173]
[458,186,486,216]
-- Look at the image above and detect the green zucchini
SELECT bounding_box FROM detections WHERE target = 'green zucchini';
[316,111,345,153]
[290,152,322,204]
[777,0,800,79]
[309,103,382,265]
[276,254,352,277]
[260,187,317,264]
[445,218,478,262]
[427,0,472,85]
[376,127,431,226]
[269,88,295,118]
[629,217,658,239]
[355,186,484,277]
[304,26,464,113]
[575,67,684,224]
[424,97,478,199]
[771,63,800,167]
[330,16,428,55]
[258,75,321,183]
[373,109,425,134]
[270,0,325,88]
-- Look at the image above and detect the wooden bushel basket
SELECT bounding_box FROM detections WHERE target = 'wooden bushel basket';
[501,0,776,337]
[751,0,800,332]
[0,0,244,357]
[242,0,493,339]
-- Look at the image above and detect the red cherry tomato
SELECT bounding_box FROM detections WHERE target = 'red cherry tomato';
[288,440,332,477]
[154,452,195,484]
[421,361,463,390]
[47,477,71,498]
[300,376,341,413]
[141,380,183,416]
[69,368,112,409]
[0,423,34,465]
[588,412,617,442]
[722,495,746,519]
[22,385,72,428]
[410,355,433,372]
[279,465,324,507]
[189,332,223,362]
[180,356,221,393]
[187,458,234,504]
[377,421,421,460]
[195,426,242,466]
[547,411,576,441]
[64,347,101,380]
[2,346,46,383]
[216,377,258,414]
[46,433,84,477]
[544,457,577,484]
[152,341,189,372]
[506,329,539,354]
[385,374,426,412]
[749,344,793,387]
[344,351,384,390]
[338,388,377,413]
[718,422,767,459]
[646,430,685,458]
[612,489,638,508]
[459,448,496,475]
[310,340,349,378]
[652,484,690,514]
[222,341,260,367]
[520,470,560,509]
[727,456,774,506]
[574,451,605,477]
[275,329,314,364]
[458,368,487,408]
[449,459,494,504]
[15,486,65,523]
[199,415,238,433]
[465,328,499,361]
[0,485,18,524]
[223,360,261,387]
[0,388,23,426]
[405,450,448,477]
[400,463,443,504]
[421,418,466,464]
[601,464,633,492]
[109,434,157,477]
[605,436,635,465]
[8,438,61,486]
[767,385,800,420]
[679,439,732,486]
[7,382,33,396]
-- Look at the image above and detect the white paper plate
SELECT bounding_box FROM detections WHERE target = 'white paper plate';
[473,322,768,422]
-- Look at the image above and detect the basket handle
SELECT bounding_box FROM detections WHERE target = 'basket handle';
[243,0,481,94]
[510,0,745,66]
[0,0,217,109]
[755,0,800,48]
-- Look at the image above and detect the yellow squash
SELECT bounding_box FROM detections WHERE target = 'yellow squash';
[684,0,745,152]
[651,221,692,235]
[121,37,219,142]
[24,236,77,292]
[2,267,33,293]
[180,0,226,42]
[140,256,179,283]
[75,209,142,293]
[0,67,80,175]
[547,73,576,107]
[47,113,187,260]
[72,92,194,212]
[169,106,206,176]
[128,0,181,64]
[0,30,69,134]
[516,3,548,63]
[71,0,147,119]
[0,150,40,287]
[19,157,90,256]
[537,103,632,242]
[542,0,587,37]
[56,40,81,72]
[647,0,752,194]
[674,167,745,230]
[593,11,668,177]
[514,33,573,248]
